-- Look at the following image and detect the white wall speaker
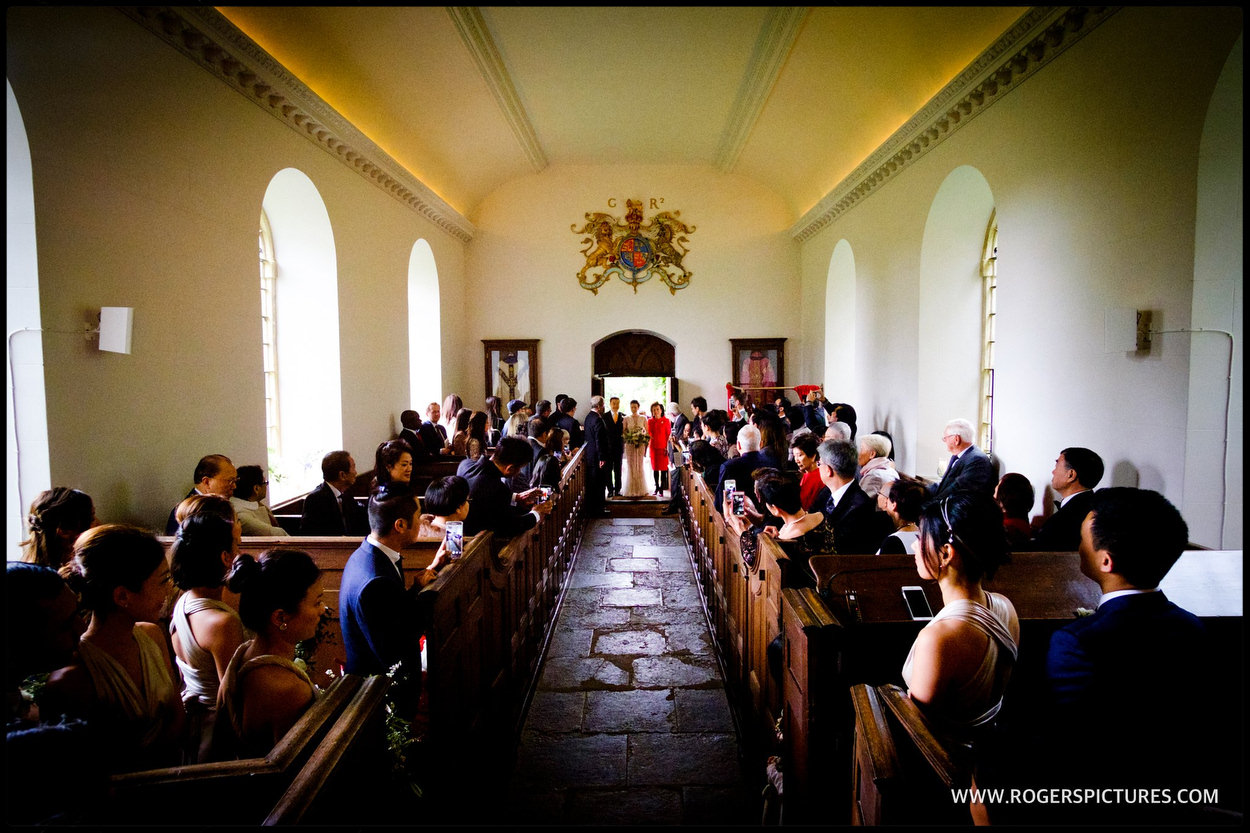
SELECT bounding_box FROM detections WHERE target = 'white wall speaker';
[98,306,133,354]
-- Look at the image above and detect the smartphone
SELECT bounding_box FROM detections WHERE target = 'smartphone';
[444,520,464,559]
[730,490,746,516]
[901,585,934,620]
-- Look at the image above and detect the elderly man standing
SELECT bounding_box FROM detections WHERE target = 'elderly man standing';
[583,396,611,517]
[928,418,995,500]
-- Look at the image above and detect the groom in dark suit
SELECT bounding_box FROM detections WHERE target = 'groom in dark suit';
[1039,488,1216,823]
[604,396,625,497]
[929,417,995,500]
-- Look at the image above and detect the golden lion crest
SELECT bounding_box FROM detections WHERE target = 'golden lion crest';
[571,199,695,295]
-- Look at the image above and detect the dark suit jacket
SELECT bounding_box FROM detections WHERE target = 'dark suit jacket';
[583,409,609,467]
[668,413,691,466]
[461,456,538,539]
[423,420,447,448]
[1044,592,1213,801]
[604,409,625,456]
[398,428,431,461]
[299,481,369,536]
[166,489,198,535]
[820,480,884,554]
[555,413,583,449]
[930,444,995,500]
[339,540,421,679]
[715,449,784,514]
[1028,490,1094,551]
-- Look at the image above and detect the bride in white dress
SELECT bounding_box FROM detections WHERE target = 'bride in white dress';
[621,400,651,498]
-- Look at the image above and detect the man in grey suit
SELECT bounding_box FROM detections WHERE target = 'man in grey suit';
[929,417,995,500]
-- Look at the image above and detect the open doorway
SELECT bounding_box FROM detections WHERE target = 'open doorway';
[603,376,669,412]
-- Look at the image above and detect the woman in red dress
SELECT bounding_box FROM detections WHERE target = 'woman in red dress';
[646,402,672,496]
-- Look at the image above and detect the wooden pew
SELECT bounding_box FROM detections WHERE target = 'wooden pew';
[263,675,393,825]
[779,549,1244,824]
[105,673,362,824]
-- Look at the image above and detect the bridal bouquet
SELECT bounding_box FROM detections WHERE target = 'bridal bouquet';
[623,426,649,448]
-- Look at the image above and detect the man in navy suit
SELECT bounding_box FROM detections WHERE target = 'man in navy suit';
[715,423,772,516]
[340,486,448,716]
[1027,446,1103,551]
[604,397,625,497]
[299,451,369,536]
[1040,488,1215,823]
[815,438,889,554]
[928,418,995,500]
[555,397,583,449]
[461,436,553,537]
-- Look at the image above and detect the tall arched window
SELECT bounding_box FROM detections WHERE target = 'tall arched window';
[979,213,999,453]
[407,239,441,410]
[261,169,342,505]
[259,210,280,459]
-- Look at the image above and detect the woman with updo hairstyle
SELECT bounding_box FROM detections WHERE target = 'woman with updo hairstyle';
[902,490,1018,731]
[213,549,324,759]
[169,513,245,761]
[371,439,414,492]
[20,487,96,570]
[876,476,928,554]
[42,524,184,771]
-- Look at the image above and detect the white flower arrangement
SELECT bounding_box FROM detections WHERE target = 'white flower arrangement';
[623,426,649,448]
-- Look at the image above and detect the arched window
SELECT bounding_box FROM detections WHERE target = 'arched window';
[979,213,999,453]
[260,169,342,505]
[407,239,441,409]
[259,210,279,459]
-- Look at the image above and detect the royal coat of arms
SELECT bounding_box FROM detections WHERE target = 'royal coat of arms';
[571,199,695,295]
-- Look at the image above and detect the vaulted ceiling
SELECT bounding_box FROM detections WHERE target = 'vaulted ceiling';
[217,6,1027,224]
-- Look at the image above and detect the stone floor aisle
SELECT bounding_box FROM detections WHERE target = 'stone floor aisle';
[506,516,756,826]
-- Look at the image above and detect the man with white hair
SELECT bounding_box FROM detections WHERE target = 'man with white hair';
[824,421,853,443]
[856,433,899,498]
[714,423,769,516]
[929,417,995,499]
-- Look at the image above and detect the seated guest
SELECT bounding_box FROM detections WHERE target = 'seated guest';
[815,439,885,554]
[370,439,414,492]
[419,475,471,538]
[700,409,731,459]
[461,437,554,539]
[716,424,771,515]
[213,549,323,759]
[501,398,528,440]
[20,487,96,570]
[341,487,449,717]
[4,563,101,825]
[903,492,1017,730]
[6,563,86,723]
[169,513,245,761]
[448,407,473,456]
[555,396,583,448]
[929,418,995,500]
[484,396,506,445]
[166,454,237,534]
[465,410,490,461]
[300,451,369,536]
[423,402,449,450]
[175,494,242,550]
[439,393,463,441]
[994,473,1035,549]
[530,426,566,490]
[1037,488,1217,823]
[789,433,828,512]
[823,420,852,443]
[519,416,551,487]
[43,525,185,771]
[751,410,790,469]
[726,471,834,584]
[830,403,858,440]
[229,465,287,536]
[1028,447,1103,551]
[871,429,897,461]
[398,410,432,461]
[856,433,899,498]
[688,439,727,499]
[875,476,926,554]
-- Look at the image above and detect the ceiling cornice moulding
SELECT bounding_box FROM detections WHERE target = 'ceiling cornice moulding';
[790,6,1120,243]
[448,6,548,173]
[715,7,809,172]
[118,6,476,243]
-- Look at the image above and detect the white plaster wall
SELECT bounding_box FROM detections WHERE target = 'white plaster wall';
[466,165,799,418]
[796,7,1243,542]
[6,7,468,531]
